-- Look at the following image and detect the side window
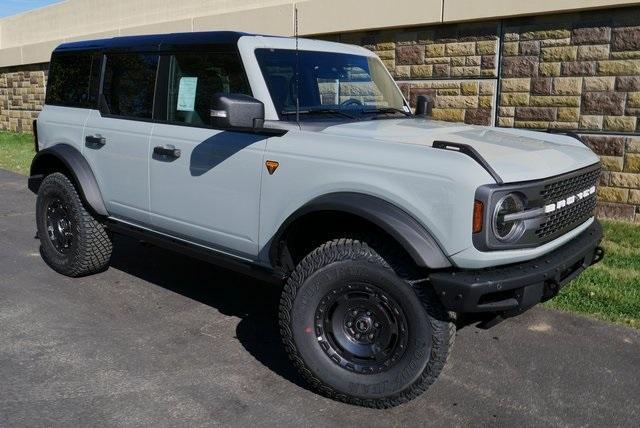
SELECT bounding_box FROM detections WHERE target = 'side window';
[165,52,250,126]
[102,53,159,119]
[46,53,93,107]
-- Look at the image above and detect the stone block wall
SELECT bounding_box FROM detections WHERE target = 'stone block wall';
[0,64,48,133]
[332,22,500,126]
[332,7,640,222]
[396,79,497,125]
[495,9,640,222]
[589,134,640,222]
[498,12,640,132]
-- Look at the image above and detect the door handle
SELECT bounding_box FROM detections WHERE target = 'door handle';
[85,134,106,147]
[153,144,181,159]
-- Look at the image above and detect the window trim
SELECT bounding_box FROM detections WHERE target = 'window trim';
[152,55,170,122]
[87,53,103,108]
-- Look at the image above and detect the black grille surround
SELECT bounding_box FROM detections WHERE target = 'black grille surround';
[473,162,601,251]
[535,165,600,241]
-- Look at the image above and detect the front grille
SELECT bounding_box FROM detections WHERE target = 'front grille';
[535,166,600,241]
[540,167,600,204]
[536,197,597,240]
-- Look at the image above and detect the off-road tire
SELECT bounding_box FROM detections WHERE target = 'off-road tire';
[279,238,455,408]
[36,172,112,277]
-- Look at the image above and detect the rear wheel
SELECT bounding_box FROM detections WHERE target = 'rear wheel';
[36,172,112,277]
[279,238,455,408]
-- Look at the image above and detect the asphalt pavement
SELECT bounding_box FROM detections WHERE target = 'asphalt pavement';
[1,168,639,427]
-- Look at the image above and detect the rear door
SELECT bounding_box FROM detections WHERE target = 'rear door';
[148,50,266,258]
[82,53,159,226]
[37,52,97,153]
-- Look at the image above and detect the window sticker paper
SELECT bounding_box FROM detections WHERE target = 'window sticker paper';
[177,77,198,111]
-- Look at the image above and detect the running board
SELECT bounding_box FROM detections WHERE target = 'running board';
[106,219,286,284]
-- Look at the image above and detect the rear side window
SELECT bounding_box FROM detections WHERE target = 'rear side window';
[102,54,159,119]
[164,52,250,126]
[46,53,94,107]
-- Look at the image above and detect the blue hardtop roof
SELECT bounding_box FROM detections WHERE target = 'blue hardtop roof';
[54,31,259,53]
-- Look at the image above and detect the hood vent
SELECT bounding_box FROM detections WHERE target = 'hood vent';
[432,141,503,184]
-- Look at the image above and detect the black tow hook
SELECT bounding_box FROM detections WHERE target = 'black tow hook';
[477,314,505,330]
[591,246,605,266]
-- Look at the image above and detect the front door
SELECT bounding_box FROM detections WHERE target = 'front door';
[82,53,159,226]
[148,51,266,258]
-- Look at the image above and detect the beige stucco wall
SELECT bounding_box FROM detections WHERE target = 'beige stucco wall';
[0,0,296,67]
[1,0,640,67]
[0,0,294,47]
[296,0,442,35]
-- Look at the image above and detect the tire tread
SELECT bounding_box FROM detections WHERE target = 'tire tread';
[37,173,112,277]
[279,238,455,408]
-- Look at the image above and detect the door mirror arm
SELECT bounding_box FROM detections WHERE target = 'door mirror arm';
[415,95,433,117]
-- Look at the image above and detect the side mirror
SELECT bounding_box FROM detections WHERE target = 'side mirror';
[415,95,434,117]
[210,93,265,131]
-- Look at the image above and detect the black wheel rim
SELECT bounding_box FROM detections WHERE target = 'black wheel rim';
[45,197,74,253]
[315,283,408,374]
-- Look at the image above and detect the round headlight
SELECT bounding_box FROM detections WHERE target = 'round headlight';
[493,193,525,242]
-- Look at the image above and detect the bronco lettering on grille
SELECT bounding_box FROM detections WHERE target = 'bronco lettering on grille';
[544,186,596,214]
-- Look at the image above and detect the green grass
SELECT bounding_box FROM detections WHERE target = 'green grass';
[545,219,640,329]
[0,131,35,175]
[0,131,638,328]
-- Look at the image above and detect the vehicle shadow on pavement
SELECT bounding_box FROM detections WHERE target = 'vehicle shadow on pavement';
[107,234,310,391]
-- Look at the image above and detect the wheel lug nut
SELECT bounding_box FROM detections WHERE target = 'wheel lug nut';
[366,311,371,316]
[352,310,358,315]
[346,321,353,327]
[355,333,361,339]
[374,322,380,328]
[368,334,374,340]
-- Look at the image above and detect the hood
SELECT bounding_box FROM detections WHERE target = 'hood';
[317,118,600,183]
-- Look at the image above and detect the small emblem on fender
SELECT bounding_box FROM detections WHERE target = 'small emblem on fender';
[265,160,279,175]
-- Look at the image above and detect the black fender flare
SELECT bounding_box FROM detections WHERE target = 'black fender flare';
[269,192,451,269]
[28,144,109,216]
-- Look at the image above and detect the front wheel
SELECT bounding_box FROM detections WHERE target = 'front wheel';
[36,172,112,277]
[279,238,455,408]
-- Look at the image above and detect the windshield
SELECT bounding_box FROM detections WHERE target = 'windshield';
[255,48,409,121]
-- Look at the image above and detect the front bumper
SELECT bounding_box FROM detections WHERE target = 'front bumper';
[430,220,603,315]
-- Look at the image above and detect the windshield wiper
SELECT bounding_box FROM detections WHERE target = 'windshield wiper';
[281,108,356,119]
[362,107,412,117]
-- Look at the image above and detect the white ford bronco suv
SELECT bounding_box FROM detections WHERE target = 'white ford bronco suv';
[29,32,604,408]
